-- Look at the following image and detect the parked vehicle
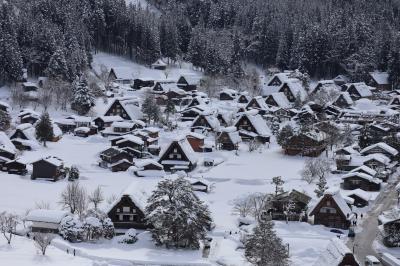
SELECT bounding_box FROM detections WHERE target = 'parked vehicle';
[365,255,381,266]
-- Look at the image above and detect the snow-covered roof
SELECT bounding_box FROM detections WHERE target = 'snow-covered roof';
[178,74,201,85]
[336,92,353,105]
[309,190,353,219]
[312,80,340,93]
[159,138,197,165]
[32,156,63,167]
[25,209,70,224]
[0,100,10,109]
[235,113,271,137]
[0,132,16,154]
[349,165,377,176]
[344,189,371,202]
[370,71,389,85]
[135,159,163,169]
[110,67,134,80]
[364,153,391,165]
[346,82,373,97]
[95,115,123,123]
[192,114,220,131]
[220,88,237,97]
[152,59,167,67]
[313,237,356,266]
[342,172,381,184]
[280,80,308,101]
[360,142,398,156]
[116,135,144,146]
[268,92,290,108]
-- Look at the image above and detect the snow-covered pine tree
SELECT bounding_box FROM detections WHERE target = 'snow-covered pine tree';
[68,165,80,181]
[314,176,328,198]
[276,124,294,147]
[0,110,11,131]
[164,98,175,122]
[71,75,95,115]
[271,176,285,196]
[45,46,69,80]
[83,216,103,241]
[141,94,160,124]
[388,33,400,89]
[244,220,289,266]
[145,177,212,249]
[35,111,54,147]
[102,217,114,239]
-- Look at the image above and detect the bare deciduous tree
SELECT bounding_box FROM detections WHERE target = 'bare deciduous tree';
[33,233,55,255]
[59,182,87,217]
[35,201,51,210]
[301,158,331,184]
[233,193,272,219]
[0,212,19,244]
[232,195,253,217]
[88,186,104,210]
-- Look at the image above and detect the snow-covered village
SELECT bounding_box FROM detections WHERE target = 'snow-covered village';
[1,0,400,266]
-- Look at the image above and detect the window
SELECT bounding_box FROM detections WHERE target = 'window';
[117,208,120,212]
[173,148,177,153]
[129,215,133,221]
[169,154,174,159]
[320,207,336,214]
[326,200,331,206]
[119,214,123,221]
[176,154,181,159]
[123,207,130,212]
[351,179,361,185]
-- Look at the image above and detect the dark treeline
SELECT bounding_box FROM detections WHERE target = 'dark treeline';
[1,0,400,86]
[0,0,160,83]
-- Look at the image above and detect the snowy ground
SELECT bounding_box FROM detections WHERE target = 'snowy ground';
[0,53,384,265]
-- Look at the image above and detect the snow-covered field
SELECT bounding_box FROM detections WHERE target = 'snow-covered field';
[0,53,380,265]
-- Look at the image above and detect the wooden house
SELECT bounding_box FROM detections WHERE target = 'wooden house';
[108,67,134,85]
[110,159,133,172]
[237,94,250,104]
[31,156,66,181]
[99,147,133,168]
[216,127,241,151]
[362,154,391,171]
[219,89,237,101]
[333,75,349,85]
[104,98,143,121]
[18,110,40,124]
[343,83,373,100]
[333,92,353,108]
[151,59,167,70]
[283,131,328,157]
[111,135,145,158]
[93,116,123,130]
[389,96,400,106]
[341,172,381,191]
[134,160,165,177]
[216,113,230,127]
[368,72,391,91]
[309,191,354,229]
[133,79,154,90]
[245,96,269,115]
[177,75,201,91]
[0,101,10,112]
[313,237,359,266]
[270,190,311,222]
[265,92,290,108]
[186,132,206,152]
[0,132,16,161]
[188,178,211,193]
[180,106,205,121]
[158,138,197,172]
[311,80,340,94]
[2,159,27,175]
[102,120,145,137]
[266,72,292,86]
[360,142,398,161]
[191,114,220,134]
[107,184,149,230]
[25,209,70,233]
[10,123,38,151]
[278,81,307,103]
[344,189,370,208]
[234,112,271,143]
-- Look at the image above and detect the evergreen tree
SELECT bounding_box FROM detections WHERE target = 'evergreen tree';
[145,177,212,249]
[314,176,328,198]
[141,94,160,124]
[35,112,54,147]
[45,47,69,80]
[71,76,95,115]
[0,110,11,131]
[271,176,285,196]
[68,166,80,181]
[165,98,175,122]
[388,33,400,89]
[244,220,289,266]
[276,125,294,147]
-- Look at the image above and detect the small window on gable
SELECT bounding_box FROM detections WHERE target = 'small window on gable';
[123,207,130,212]
[326,200,331,206]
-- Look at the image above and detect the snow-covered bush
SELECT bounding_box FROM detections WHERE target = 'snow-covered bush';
[83,216,103,241]
[68,165,80,181]
[102,218,115,239]
[59,215,84,242]
[119,228,138,244]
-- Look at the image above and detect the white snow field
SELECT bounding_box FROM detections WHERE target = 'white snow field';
[0,53,375,265]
